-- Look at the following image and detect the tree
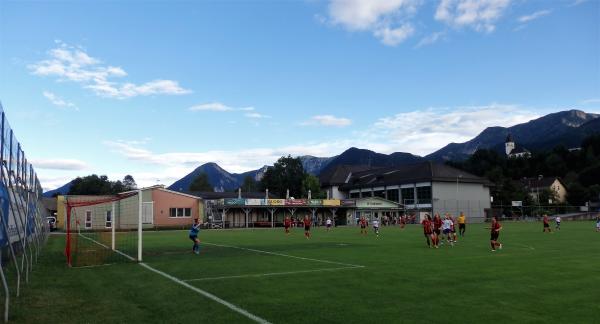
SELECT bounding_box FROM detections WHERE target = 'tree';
[302,174,325,199]
[239,175,257,192]
[189,173,213,192]
[123,175,137,190]
[259,155,305,198]
[68,175,114,195]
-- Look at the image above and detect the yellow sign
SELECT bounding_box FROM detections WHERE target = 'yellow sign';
[322,199,341,206]
[268,199,285,206]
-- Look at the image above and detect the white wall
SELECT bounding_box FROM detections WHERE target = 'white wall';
[432,182,490,222]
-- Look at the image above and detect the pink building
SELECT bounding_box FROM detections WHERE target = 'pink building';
[149,186,203,228]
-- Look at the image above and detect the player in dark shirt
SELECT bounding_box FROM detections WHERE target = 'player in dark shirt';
[303,215,312,239]
[543,214,552,233]
[284,216,292,235]
[489,216,503,252]
[360,217,368,235]
[422,215,435,248]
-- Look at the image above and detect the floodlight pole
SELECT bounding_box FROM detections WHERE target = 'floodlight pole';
[138,190,142,262]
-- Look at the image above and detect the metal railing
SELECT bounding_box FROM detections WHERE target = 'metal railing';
[0,103,49,322]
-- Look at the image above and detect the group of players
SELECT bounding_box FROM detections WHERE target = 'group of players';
[188,211,600,254]
[283,215,334,239]
[420,212,467,249]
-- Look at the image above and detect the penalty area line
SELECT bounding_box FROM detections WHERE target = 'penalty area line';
[139,262,272,324]
[77,234,271,323]
[184,265,364,282]
[203,242,364,268]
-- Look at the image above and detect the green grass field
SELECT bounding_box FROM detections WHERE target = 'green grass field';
[10,221,600,323]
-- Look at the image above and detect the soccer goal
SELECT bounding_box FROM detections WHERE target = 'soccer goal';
[64,191,143,267]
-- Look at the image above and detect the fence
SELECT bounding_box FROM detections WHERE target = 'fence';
[0,103,49,322]
[488,204,592,221]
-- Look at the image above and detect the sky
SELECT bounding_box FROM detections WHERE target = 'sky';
[0,0,599,191]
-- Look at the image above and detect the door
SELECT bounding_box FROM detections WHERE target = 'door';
[142,202,153,224]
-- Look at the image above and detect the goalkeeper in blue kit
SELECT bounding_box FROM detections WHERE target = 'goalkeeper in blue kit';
[189,218,201,254]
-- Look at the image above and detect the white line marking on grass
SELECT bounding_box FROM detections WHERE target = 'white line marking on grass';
[139,262,272,324]
[512,243,536,250]
[184,266,363,282]
[74,263,115,269]
[203,242,364,268]
[78,233,137,261]
[78,233,271,323]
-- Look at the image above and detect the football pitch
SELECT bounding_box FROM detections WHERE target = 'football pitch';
[12,222,600,323]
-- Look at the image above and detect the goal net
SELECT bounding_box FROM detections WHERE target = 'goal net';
[65,191,142,267]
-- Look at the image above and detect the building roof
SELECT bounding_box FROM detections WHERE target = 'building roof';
[338,161,491,190]
[183,191,275,200]
[522,177,565,190]
[506,133,513,143]
[319,165,382,186]
[508,145,530,155]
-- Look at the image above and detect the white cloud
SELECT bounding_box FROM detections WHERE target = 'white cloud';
[580,98,600,105]
[373,24,415,46]
[369,104,540,155]
[327,0,421,46]
[102,103,542,188]
[30,158,88,170]
[245,112,271,119]
[189,102,254,112]
[435,0,512,33]
[42,91,77,109]
[303,115,352,127]
[415,31,446,48]
[569,0,588,7]
[518,9,551,23]
[29,42,191,99]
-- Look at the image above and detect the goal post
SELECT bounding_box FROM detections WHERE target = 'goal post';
[64,191,142,267]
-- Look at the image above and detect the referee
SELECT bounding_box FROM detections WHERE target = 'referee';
[457,212,466,237]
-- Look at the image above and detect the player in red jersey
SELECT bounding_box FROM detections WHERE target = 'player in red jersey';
[400,215,406,229]
[542,214,552,233]
[303,215,312,239]
[422,214,435,248]
[489,216,503,252]
[284,216,292,235]
[433,213,443,247]
[359,217,368,235]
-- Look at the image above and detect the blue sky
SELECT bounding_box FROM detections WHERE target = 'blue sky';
[0,0,598,190]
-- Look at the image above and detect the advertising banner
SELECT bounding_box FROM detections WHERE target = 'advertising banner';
[224,198,245,206]
[285,199,307,206]
[245,199,264,206]
[341,199,356,207]
[322,199,341,206]
[308,199,322,206]
[268,199,285,206]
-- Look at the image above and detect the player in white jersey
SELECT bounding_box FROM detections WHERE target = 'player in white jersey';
[326,217,333,231]
[555,216,561,230]
[372,216,380,237]
[442,215,454,246]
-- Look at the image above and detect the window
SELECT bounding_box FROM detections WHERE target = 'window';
[105,210,112,229]
[350,192,360,198]
[386,189,399,202]
[362,191,373,197]
[416,186,432,204]
[85,210,92,229]
[401,188,415,204]
[373,190,385,198]
[169,208,192,218]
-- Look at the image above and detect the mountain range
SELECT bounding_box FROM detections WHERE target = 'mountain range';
[44,109,600,196]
